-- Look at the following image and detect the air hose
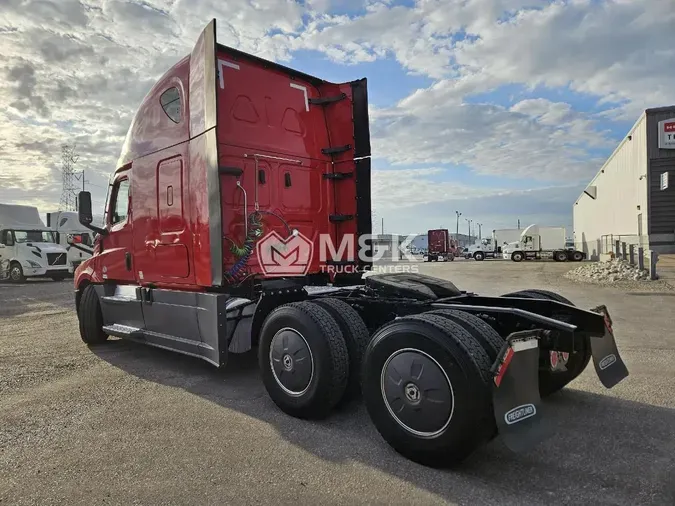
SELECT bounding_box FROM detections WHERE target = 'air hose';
[224,211,264,284]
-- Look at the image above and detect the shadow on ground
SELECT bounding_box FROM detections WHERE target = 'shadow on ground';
[92,340,675,505]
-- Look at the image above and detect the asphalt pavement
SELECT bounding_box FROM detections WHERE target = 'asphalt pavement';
[1,260,674,505]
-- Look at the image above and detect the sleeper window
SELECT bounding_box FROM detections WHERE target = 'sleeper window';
[160,87,181,123]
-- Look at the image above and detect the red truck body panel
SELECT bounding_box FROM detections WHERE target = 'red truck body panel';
[428,229,455,256]
[75,20,371,291]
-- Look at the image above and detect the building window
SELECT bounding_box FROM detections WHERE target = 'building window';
[160,87,181,123]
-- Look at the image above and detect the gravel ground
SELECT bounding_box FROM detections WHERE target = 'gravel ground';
[1,260,674,506]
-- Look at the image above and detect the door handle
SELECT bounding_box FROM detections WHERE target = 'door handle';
[125,252,132,271]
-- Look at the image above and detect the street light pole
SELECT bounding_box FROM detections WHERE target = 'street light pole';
[466,218,472,240]
[455,210,462,242]
[477,223,483,240]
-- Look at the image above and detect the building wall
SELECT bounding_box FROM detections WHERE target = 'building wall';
[646,108,675,252]
[573,113,649,259]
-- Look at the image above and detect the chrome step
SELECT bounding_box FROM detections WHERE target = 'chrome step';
[102,323,143,337]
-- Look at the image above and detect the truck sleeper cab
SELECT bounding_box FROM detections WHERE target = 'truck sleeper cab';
[74,19,628,468]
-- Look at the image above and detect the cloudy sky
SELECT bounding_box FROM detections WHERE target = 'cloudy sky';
[1,0,673,236]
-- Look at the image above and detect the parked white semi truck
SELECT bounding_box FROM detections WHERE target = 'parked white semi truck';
[0,204,71,282]
[502,224,586,262]
[464,228,523,261]
[46,211,94,272]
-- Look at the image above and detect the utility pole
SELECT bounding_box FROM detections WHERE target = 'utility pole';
[455,210,462,242]
[466,218,472,240]
[477,223,483,240]
[518,219,520,229]
[381,218,384,235]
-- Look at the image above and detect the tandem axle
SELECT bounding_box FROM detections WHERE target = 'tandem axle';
[76,273,628,467]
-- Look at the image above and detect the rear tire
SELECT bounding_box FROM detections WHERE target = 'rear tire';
[424,309,503,362]
[500,289,592,397]
[78,284,109,345]
[362,313,493,468]
[258,301,349,420]
[554,251,567,262]
[311,298,370,403]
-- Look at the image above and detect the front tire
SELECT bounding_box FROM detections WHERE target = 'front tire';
[473,251,485,261]
[362,314,493,468]
[511,251,524,262]
[9,262,25,283]
[258,301,349,420]
[78,284,109,345]
[572,251,584,262]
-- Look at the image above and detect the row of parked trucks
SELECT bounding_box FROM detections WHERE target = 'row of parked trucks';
[464,225,585,262]
[67,20,628,469]
[0,204,94,282]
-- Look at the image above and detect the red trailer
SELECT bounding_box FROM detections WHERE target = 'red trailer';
[426,229,456,261]
[72,19,628,468]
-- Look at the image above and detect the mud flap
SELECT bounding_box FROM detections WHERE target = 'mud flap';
[589,305,629,388]
[491,330,552,453]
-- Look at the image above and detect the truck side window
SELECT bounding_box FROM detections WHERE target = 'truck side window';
[111,179,130,225]
[160,87,181,123]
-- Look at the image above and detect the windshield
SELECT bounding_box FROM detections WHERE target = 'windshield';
[14,230,56,243]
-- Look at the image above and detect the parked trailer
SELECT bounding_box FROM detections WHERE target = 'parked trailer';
[503,225,586,262]
[73,19,628,468]
[425,228,455,262]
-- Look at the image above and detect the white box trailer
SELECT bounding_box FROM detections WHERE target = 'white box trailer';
[502,224,586,262]
[46,211,94,271]
[0,204,71,282]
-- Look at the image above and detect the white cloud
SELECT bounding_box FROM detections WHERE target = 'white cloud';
[0,0,672,236]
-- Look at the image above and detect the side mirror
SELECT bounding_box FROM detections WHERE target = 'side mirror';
[78,191,93,226]
[78,191,107,236]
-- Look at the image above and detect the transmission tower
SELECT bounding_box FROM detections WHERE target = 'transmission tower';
[58,144,80,211]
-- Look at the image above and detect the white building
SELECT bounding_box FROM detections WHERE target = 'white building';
[574,106,675,259]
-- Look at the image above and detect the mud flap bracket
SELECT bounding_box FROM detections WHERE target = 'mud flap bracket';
[492,329,552,453]
[589,305,629,388]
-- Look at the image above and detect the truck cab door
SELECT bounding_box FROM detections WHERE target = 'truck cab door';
[99,171,136,283]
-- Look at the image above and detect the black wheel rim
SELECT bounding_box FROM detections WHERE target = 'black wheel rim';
[269,327,314,396]
[380,348,454,437]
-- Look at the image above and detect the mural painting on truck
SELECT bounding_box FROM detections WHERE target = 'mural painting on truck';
[72,19,630,468]
[574,106,675,260]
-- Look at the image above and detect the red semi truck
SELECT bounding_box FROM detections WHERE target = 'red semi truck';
[74,19,628,467]
[426,228,456,262]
